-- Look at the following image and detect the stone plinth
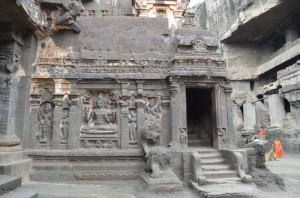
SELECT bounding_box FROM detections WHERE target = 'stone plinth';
[139,171,183,192]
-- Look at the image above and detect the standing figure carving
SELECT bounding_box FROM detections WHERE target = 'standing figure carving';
[60,98,70,144]
[55,0,85,33]
[37,102,53,143]
[82,92,117,134]
[128,109,137,143]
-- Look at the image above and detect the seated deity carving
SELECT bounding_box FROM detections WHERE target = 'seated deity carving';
[81,92,117,134]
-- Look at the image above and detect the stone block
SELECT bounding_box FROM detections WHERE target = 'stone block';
[139,171,183,192]
[0,175,21,195]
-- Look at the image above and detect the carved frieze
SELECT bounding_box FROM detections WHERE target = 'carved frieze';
[81,139,115,149]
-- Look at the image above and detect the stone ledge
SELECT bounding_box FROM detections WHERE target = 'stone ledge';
[26,149,144,158]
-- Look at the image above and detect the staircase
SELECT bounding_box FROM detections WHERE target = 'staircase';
[0,175,38,198]
[189,147,259,198]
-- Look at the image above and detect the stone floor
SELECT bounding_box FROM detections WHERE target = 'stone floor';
[22,152,300,198]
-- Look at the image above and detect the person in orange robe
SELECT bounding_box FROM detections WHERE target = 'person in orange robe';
[259,127,265,138]
[273,139,284,158]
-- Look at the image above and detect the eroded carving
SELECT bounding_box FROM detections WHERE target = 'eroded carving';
[81,140,114,149]
[54,0,84,33]
[37,102,54,144]
[231,91,247,131]
[0,42,21,73]
[0,117,6,135]
[145,146,176,178]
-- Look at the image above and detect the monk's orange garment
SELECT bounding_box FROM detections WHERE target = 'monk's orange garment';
[259,129,265,137]
[273,140,284,158]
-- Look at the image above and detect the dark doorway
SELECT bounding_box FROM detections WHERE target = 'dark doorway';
[186,88,213,147]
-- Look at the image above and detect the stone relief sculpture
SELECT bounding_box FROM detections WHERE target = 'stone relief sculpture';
[128,109,138,144]
[82,140,114,149]
[145,146,176,178]
[37,102,54,144]
[231,91,247,131]
[0,42,21,73]
[81,91,117,134]
[37,0,85,34]
[60,98,70,144]
[54,0,84,33]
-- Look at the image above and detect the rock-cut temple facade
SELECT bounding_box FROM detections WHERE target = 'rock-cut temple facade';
[0,0,300,196]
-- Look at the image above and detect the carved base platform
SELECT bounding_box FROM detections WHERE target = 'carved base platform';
[139,171,183,192]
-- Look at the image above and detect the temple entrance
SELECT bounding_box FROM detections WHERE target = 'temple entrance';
[186,88,213,147]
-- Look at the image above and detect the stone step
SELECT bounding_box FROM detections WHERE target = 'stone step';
[188,147,219,154]
[203,170,237,179]
[0,159,32,182]
[0,175,21,195]
[201,157,226,165]
[202,164,231,171]
[206,177,241,184]
[1,186,38,198]
[190,180,259,198]
[198,152,222,159]
[0,152,25,163]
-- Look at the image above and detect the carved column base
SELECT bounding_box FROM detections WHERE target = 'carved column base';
[0,135,21,151]
[268,124,281,129]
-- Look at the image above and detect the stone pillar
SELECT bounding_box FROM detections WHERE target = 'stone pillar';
[161,97,171,145]
[170,83,180,143]
[52,94,64,150]
[0,42,22,151]
[268,94,285,129]
[170,82,187,147]
[224,86,234,147]
[136,99,145,146]
[120,97,129,149]
[242,102,256,135]
[26,94,40,149]
[68,95,81,150]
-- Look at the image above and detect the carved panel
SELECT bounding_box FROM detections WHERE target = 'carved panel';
[80,90,118,148]
[81,139,116,149]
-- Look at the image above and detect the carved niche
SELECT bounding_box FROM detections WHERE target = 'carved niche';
[37,91,54,145]
[128,109,138,145]
[80,90,118,149]
[60,97,70,144]
[144,97,162,144]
